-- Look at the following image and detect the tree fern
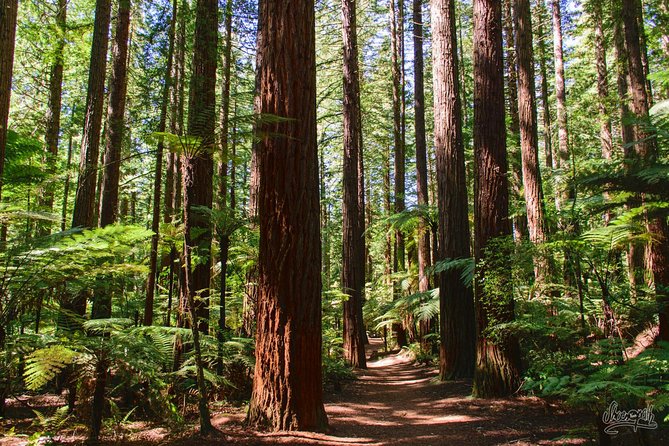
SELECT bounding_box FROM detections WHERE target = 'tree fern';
[24,345,78,391]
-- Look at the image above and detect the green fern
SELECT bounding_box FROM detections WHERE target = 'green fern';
[24,346,78,390]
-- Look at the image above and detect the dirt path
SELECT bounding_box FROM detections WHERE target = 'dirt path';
[208,338,588,446]
[2,339,590,445]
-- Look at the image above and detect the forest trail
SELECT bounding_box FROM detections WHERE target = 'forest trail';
[198,338,587,446]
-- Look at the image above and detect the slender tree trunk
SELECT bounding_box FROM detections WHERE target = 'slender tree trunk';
[514,0,548,281]
[390,0,408,348]
[472,0,522,398]
[61,134,73,231]
[39,0,67,236]
[0,0,18,204]
[503,0,527,242]
[536,1,553,170]
[415,0,432,346]
[592,0,612,160]
[551,0,570,206]
[216,0,233,374]
[247,0,328,431]
[432,0,475,379]
[146,0,177,327]
[181,0,218,334]
[341,0,367,369]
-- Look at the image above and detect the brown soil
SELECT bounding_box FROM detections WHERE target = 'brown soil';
[2,338,592,445]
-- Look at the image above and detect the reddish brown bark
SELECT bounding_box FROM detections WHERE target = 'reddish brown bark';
[551,0,569,173]
[72,0,112,229]
[592,0,613,161]
[514,0,548,279]
[431,0,475,379]
[472,0,522,398]
[0,0,17,202]
[341,0,367,369]
[98,0,131,227]
[535,1,553,170]
[414,0,431,345]
[622,0,669,341]
[247,0,328,431]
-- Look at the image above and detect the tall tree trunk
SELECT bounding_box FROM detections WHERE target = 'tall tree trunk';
[414,0,432,346]
[0,0,18,205]
[181,0,218,334]
[472,0,522,398]
[536,1,553,169]
[592,0,612,161]
[613,0,643,290]
[432,0,475,379]
[551,0,570,206]
[89,0,129,421]
[247,0,328,431]
[99,0,131,227]
[390,0,407,348]
[146,0,177,327]
[514,0,548,281]
[503,0,527,242]
[39,0,67,236]
[341,0,367,369]
[622,0,669,341]
[216,0,233,375]
[72,0,112,230]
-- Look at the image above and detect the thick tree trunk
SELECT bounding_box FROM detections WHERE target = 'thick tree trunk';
[622,0,669,341]
[341,0,367,369]
[72,0,112,229]
[181,0,218,334]
[414,0,432,346]
[61,135,73,231]
[98,0,131,227]
[514,0,548,280]
[472,0,522,398]
[0,0,18,203]
[39,0,67,236]
[432,0,475,379]
[146,0,177,327]
[247,0,328,431]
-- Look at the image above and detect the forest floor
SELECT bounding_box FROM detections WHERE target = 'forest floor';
[2,338,597,445]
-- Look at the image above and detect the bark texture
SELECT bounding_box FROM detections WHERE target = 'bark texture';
[472,0,522,398]
[72,0,112,229]
[247,0,328,431]
[341,0,367,369]
[431,0,475,379]
[98,0,131,227]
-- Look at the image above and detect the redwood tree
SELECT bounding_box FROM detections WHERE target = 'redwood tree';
[247,0,328,431]
[472,0,522,398]
[514,0,548,280]
[341,0,367,369]
[98,0,131,227]
[181,0,217,334]
[431,0,475,379]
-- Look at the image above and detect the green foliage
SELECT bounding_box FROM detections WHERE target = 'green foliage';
[322,356,356,392]
[24,345,78,391]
